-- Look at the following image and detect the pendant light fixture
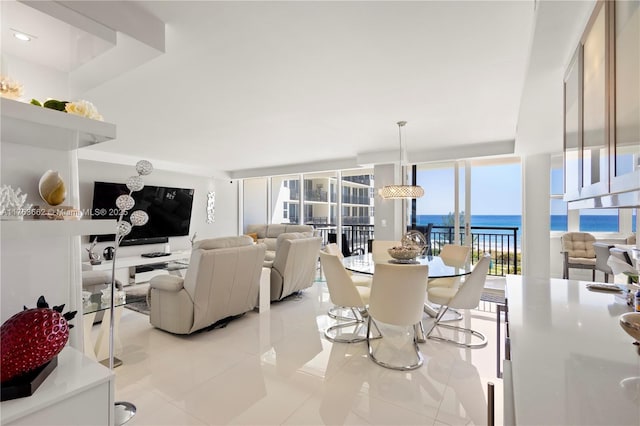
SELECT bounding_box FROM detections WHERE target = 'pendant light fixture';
[379,121,424,199]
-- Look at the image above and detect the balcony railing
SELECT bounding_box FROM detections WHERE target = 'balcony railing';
[415,225,520,276]
[312,223,520,276]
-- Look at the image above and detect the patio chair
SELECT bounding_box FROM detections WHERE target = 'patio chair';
[561,232,596,280]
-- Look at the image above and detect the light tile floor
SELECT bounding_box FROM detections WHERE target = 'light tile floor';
[112,278,505,426]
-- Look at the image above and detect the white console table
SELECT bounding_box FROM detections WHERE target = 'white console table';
[82,251,191,285]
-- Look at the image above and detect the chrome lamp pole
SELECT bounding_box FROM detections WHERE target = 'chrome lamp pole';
[109,159,153,425]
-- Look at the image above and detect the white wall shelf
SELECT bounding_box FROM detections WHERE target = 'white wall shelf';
[1,219,116,240]
[0,98,116,150]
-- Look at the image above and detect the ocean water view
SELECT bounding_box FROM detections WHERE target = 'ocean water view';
[416,214,636,249]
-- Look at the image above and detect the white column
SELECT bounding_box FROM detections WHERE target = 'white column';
[374,163,402,241]
[522,153,551,279]
[336,170,343,251]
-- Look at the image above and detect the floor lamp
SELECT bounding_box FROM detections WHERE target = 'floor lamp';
[109,159,153,425]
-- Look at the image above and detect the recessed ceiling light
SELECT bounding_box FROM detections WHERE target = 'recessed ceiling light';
[11,29,35,42]
[14,32,31,42]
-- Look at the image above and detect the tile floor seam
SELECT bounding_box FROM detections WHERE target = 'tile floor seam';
[150,387,211,426]
[427,341,457,424]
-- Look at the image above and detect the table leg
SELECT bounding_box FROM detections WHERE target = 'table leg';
[83,311,97,361]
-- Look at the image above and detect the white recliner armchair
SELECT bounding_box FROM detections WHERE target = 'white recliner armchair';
[148,236,266,334]
[264,232,322,301]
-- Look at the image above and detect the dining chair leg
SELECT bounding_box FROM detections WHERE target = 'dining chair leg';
[366,316,423,371]
[328,306,358,321]
[424,303,462,322]
[414,321,427,343]
[325,308,365,343]
[427,305,488,348]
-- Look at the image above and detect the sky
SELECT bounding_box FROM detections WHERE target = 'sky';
[416,163,522,215]
[415,162,625,217]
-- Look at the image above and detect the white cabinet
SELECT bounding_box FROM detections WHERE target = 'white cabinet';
[1,97,116,424]
[563,1,640,208]
[1,347,114,426]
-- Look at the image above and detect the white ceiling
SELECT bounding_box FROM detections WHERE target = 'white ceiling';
[3,1,596,178]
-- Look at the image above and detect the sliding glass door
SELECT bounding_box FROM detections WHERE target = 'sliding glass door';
[414,157,522,274]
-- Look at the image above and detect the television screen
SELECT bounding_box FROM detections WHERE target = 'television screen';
[91,181,194,244]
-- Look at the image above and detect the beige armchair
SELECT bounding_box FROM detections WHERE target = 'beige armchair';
[264,232,322,301]
[561,232,596,280]
[148,236,266,334]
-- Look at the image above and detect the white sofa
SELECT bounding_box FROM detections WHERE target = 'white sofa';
[245,224,315,261]
[148,236,266,334]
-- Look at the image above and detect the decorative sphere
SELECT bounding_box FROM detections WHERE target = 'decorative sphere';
[402,230,427,254]
[116,221,132,237]
[135,160,153,176]
[126,176,144,192]
[130,210,149,226]
[115,195,135,212]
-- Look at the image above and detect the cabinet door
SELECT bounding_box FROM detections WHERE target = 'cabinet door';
[581,1,609,196]
[611,0,640,193]
[564,48,581,200]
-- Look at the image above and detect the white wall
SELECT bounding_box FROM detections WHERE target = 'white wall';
[242,178,268,231]
[78,159,238,259]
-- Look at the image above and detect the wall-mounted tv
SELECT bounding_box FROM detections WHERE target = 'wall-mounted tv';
[91,181,194,245]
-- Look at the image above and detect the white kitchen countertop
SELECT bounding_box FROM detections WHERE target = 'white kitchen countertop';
[506,275,640,425]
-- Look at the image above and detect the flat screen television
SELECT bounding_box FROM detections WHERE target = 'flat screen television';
[91,181,194,245]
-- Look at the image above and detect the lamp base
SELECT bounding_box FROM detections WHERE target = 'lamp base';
[115,401,136,425]
[99,357,123,368]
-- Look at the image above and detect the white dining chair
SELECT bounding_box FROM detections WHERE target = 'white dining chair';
[319,251,379,343]
[323,243,371,322]
[371,240,399,264]
[428,244,471,288]
[424,244,471,321]
[324,243,371,286]
[366,263,429,370]
[426,253,491,348]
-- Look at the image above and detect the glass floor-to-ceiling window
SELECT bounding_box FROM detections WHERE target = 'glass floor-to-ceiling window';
[414,157,522,275]
[271,175,300,224]
[341,169,374,254]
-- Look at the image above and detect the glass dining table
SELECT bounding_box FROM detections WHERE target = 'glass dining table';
[342,253,472,280]
[342,253,473,323]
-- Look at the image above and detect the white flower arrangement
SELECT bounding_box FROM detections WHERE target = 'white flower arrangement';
[0,185,32,219]
[65,100,104,121]
[29,98,104,121]
[0,76,23,100]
